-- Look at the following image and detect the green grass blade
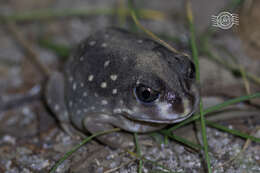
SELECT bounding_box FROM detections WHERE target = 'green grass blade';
[186,1,212,172]
[206,120,260,143]
[203,93,260,115]
[38,39,70,59]
[228,0,245,11]
[134,133,143,173]
[161,131,203,151]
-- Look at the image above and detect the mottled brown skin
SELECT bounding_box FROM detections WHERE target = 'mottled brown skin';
[45,28,199,148]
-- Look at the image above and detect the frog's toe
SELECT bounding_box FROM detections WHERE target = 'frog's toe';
[98,131,134,149]
[60,122,86,139]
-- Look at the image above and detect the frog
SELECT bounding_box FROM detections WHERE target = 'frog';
[45,28,200,148]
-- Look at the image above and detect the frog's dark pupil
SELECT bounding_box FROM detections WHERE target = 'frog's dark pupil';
[142,90,151,100]
[135,84,159,103]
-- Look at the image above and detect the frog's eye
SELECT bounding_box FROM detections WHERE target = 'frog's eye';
[134,84,160,103]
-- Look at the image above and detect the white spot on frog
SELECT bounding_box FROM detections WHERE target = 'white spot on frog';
[104,60,110,67]
[69,101,73,107]
[112,89,117,94]
[110,74,118,81]
[113,108,133,114]
[77,110,82,115]
[105,34,109,38]
[137,40,143,44]
[64,112,69,118]
[47,99,52,104]
[101,100,108,105]
[79,56,84,61]
[68,76,73,82]
[89,41,96,46]
[113,108,121,114]
[88,75,94,82]
[101,82,107,88]
[83,92,88,97]
[73,83,77,90]
[83,108,88,113]
[101,43,107,48]
[91,106,95,110]
[80,82,84,87]
[100,114,110,119]
[133,106,139,112]
[54,104,60,111]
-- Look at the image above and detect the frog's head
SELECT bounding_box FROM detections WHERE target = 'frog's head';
[121,47,200,124]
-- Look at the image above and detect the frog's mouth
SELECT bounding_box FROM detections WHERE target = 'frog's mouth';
[123,84,200,124]
[126,97,196,124]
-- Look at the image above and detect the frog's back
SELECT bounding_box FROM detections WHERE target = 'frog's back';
[64,28,150,123]
[64,29,155,108]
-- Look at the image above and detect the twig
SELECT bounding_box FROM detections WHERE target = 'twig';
[5,22,50,78]
[0,8,166,23]
[239,65,251,94]
[129,1,185,56]
[212,127,259,171]
[116,0,127,27]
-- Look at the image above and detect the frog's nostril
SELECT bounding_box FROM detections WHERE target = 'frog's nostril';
[164,92,176,101]
[164,92,184,114]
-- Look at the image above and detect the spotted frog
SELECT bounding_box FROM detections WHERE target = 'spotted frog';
[45,28,199,148]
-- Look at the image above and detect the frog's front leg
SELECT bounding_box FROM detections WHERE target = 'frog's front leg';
[83,113,134,149]
[45,72,84,138]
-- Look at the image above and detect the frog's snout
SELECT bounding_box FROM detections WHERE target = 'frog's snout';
[154,83,200,123]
